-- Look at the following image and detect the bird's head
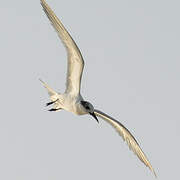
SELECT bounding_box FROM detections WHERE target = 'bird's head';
[80,101,99,123]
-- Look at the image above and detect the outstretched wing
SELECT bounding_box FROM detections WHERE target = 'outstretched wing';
[40,0,84,96]
[94,109,156,177]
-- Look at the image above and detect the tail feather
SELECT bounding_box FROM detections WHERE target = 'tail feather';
[39,78,57,96]
[39,79,62,111]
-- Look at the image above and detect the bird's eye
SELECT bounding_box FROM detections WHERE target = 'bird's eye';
[86,106,90,110]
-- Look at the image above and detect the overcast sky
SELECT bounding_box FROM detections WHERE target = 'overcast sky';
[0,0,179,179]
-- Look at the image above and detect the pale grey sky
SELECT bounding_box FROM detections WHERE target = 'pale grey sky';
[0,0,179,179]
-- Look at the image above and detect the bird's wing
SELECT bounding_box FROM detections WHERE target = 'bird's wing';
[40,0,84,96]
[94,109,156,177]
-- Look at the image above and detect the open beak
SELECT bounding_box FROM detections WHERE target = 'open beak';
[90,112,99,123]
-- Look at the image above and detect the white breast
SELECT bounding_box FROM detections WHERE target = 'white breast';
[60,93,86,115]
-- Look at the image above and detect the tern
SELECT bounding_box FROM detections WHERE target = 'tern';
[40,0,156,177]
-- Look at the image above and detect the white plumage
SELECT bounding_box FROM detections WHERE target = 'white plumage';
[40,0,156,177]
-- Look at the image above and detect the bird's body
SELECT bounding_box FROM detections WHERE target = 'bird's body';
[39,81,86,115]
[56,94,86,115]
[62,94,85,115]
[40,0,156,177]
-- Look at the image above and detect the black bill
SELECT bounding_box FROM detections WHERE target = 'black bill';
[90,112,99,123]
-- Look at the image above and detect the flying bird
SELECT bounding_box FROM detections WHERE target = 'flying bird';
[40,0,156,177]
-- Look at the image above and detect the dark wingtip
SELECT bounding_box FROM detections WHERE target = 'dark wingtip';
[46,102,54,106]
[48,108,57,111]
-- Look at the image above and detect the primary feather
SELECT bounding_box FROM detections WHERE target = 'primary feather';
[94,109,156,177]
[41,0,84,96]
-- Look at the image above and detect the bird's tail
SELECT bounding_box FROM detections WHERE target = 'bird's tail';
[39,79,63,111]
[39,79,57,95]
[39,78,60,101]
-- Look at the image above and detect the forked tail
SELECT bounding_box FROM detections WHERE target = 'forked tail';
[39,78,61,101]
[39,78,57,96]
[39,79,62,111]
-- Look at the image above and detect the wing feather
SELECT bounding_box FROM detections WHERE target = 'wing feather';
[94,109,156,177]
[40,0,84,95]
